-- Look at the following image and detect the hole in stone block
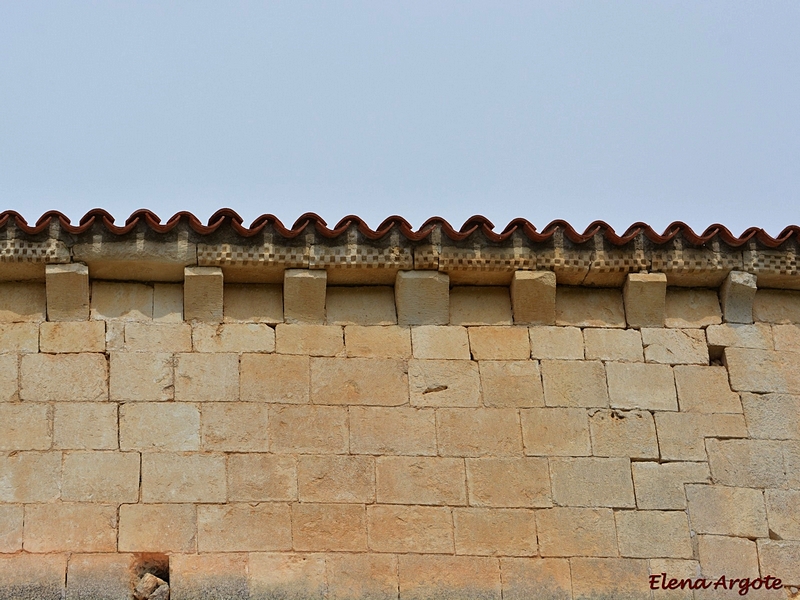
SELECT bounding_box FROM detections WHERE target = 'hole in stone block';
[133,553,170,584]
[707,344,724,365]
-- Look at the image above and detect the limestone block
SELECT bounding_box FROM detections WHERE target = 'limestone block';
[0,554,66,600]
[124,322,192,352]
[167,553,249,600]
[198,504,292,552]
[757,540,800,586]
[706,323,772,349]
[550,457,635,508]
[510,270,556,325]
[606,362,677,410]
[411,325,470,359]
[697,535,759,578]
[275,323,344,356]
[753,288,800,323]
[193,322,275,353]
[284,268,326,323]
[631,462,710,509]
[40,321,105,353]
[774,324,800,353]
[118,503,196,552]
[269,405,348,453]
[119,402,200,451]
[327,554,398,600]
[105,320,124,351]
[453,508,537,556]
[466,457,551,507]
[468,326,530,360]
[141,452,226,503]
[436,408,522,457]
[721,271,757,323]
[345,325,411,358]
[655,412,747,461]
[541,359,609,408]
[615,511,692,559]
[249,554,327,600]
[223,283,283,323]
[0,505,22,552]
[200,402,269,451]
[376,456,465,506]
[184,266,223,322]
[298,455,375,503]
[310,357,408,406]
[665,288,722,328]
[0,451,61,502]
[153,282,184,322]
[536,508,617,557]
[725,347,800,393]
[624,272,667,328]
[674,365,741,413]
[450,286,512,325]
[766,490,800,540]
[367,505,454,553]
[741,393,800,439]
[175,352,239,401]
[529,325,584,359]
[61,451,140,502]
[349,406,437,456]
[480,360,544,407]
[91,281,153,321]
[395,271,449,326]
[0,403,50,450]
[0,282,46,322]
[408,359,481,407]
[685,484,768,538]
[65,554,138,600]
[706,438,786,488]
[240,353,309,403]
[24,503,117,552]
[521,407,591,456]
[648,559,700,600]
[0,322,39,353]
[499,558,572,600]
[569,558,650,600]
[20,353,107,401]
[46,264,88,321]
[584,328,644,362]
[326,286,396,325]
[110,352,174,402]
[398,555,501,600]
[0,354,17,401]
[589,409,658,459]
[555,287,625,328]
[292,503,367,551]
[227,453,297,501]
[642,328,708,364]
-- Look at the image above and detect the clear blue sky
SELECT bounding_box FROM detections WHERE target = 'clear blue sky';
[1,1,798,235]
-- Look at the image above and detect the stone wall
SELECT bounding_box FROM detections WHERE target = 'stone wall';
[1,266,799,599]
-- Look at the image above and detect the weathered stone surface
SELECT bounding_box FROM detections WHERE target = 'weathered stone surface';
[542,359,608,407]
[284,268,327,323]
[606,361,677,410]
[0,553,67,600]
[0,451,60,502]
[91,281,153,321]
[782,442,800,489]
[240,353,309,403]
[110,352,173,402]
[408,359,481,407]
[753,288,800,323]
[550,457,635,508]
[454,508,537,556]
[124,322,192,352]
[674,365,741,413]
[757,539,800,586]
[200,402,269,451]
[480,360,543,407]
[665,288,722,328]
[367,505,454,553]
[466,457,551,507]
[134,572,165,600]
[153,282,183,322]
[21,352,108,401]
[0,354,17,402]
[119,503,196,552]
[40,321,105,353]
[450,286,512,326]
[249,553,326,600]
[120,402,200,451]
[349,406,437,456]
[326,286,397,325]
[510,270,556,325]
[0,323,38,353]
[141,452,226,502]
[411,325,470,359]
[536,508,617,557]
[24,503,117,552]
[46,264,87,321]
[570,557,650,600]
[327,553,398,600]
[468,326,530,360]
[589,409,658,459]
[170,553,249,600]
[774,323,800,353]
[697,535,759,578]
[584,328,643,362]
[706,438,786,488]
[721,271,757,324]
[685,484,768,538]
[299,455,375,503]
[105,321,124,351]
[227,453,297,501]
[269,405,348,453]
[766,489,800,540]
[437,408,522,456]
[223,283,283,323]
[0,505,22,552]
[521,407,591,456]
[175,352,239,401]
[624,272,667,328]
[198,503,292,551]
[0,281,47,322]
[66,554,136,600]
[529,325,583,359]
[398,555,501,600]
[0,403,50,450]
[376,456,465,505]
[741,393,800,439]
[642,327,708,364]
[275,323,344,356]
[292,503,367,551]
[345,325,411,358]
[615,510,693,558]
[62,451,140,502]
[555,287,625,328]
[193,322,275,352]
[725,347,800,394]
[500,558,572,600]
[631,461,710,509]
[706,323,772,349]
[655,412,747,461]
[311,357,407,406]
[184,266,223,322]
[395,270,449,326]
[648,559,700,600]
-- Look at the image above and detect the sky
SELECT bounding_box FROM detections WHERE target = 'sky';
[1,1,798,236]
